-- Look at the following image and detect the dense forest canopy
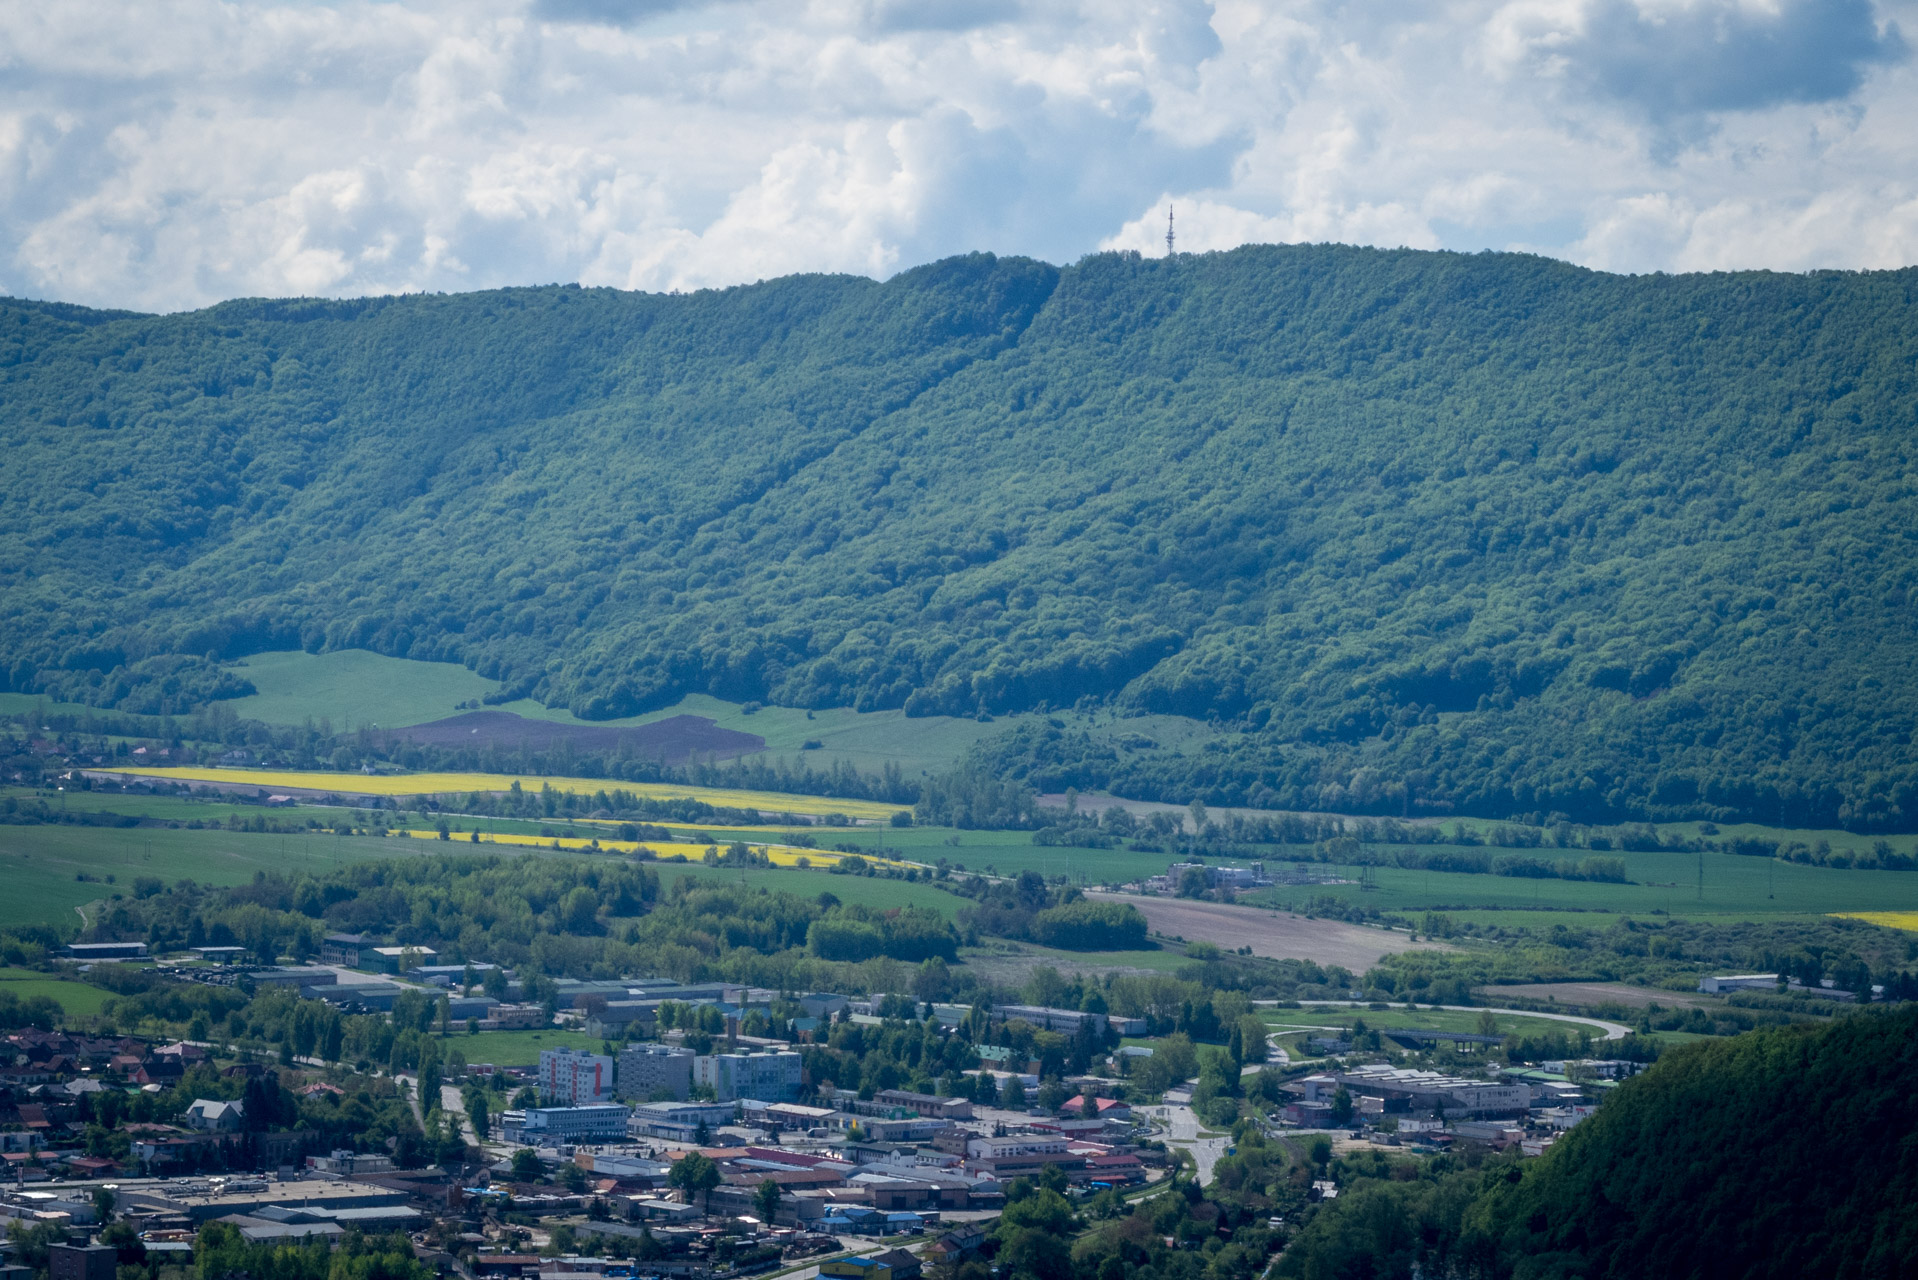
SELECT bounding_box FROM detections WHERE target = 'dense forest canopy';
[4,246,1917,828]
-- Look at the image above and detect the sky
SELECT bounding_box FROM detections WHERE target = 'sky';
[2,0,1914,312]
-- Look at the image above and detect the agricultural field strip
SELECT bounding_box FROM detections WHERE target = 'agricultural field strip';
[397,828,924,870]
[1280,1000,1631,1041]
[1834,912,1918,931]
[1259,1008,1592,1042]
[97,766,907,820]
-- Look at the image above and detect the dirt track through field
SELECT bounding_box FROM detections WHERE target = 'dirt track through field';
[1089,892,1432,971]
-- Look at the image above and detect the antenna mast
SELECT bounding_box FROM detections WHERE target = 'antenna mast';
[1165,206,1176,257]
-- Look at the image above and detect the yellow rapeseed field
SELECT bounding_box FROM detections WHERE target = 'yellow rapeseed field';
[1834,912,1918,932]
[104,766,906,822]
[398,829,919,870]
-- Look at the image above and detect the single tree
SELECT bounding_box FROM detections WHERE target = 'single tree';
[668,1151,722,1212]
[753,1177,783,1224]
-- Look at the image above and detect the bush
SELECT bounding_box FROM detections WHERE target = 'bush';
[1030,900,1149,950]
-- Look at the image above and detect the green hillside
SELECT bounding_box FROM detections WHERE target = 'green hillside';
[3,247,1917,829]
[1280,1005,1918,1279]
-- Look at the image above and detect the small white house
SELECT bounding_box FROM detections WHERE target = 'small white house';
[184,1098,246,1133]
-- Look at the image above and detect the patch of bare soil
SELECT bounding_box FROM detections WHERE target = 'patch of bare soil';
[1475,981,1717,1011]
[1090,892,1432,972]
[381,711,763,764]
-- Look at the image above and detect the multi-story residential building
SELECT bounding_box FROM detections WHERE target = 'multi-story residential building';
[540,1047,616,1106]
[617,1044,695,1101]
[694,1050,802,1103]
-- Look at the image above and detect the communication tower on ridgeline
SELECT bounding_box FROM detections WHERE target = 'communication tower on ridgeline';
[1165,206,1176,257]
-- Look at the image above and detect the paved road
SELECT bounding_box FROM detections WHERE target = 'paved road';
[394,1074,427,1132]
[1147,1102,1231,1186]
[1242,1029,1293,1075]
[1289,1000,1633,1041]
[441,1083,481,1145]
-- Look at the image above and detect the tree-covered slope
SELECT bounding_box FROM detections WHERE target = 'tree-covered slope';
[3,246,1917,828]
[1280,1006,1918,1279]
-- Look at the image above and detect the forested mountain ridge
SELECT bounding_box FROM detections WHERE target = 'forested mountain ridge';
[4,246,1917,829]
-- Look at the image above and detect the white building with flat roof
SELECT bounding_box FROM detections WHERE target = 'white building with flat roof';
[1698,974,1779,994]
[512,1105,631,1144]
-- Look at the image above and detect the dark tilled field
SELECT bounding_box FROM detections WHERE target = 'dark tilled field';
[383,711,764,762]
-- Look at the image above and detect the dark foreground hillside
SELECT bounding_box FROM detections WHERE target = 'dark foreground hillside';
[1280,1006,1918,1279]
[3,247,1916,828]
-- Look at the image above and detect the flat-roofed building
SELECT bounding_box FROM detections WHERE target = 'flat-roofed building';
[626,1101,735,1142]
[1698,974,1780,994]
[616,1044,694,1102]
[511,1105,631,1144]
[66,942,146,961]
[694,1050,801,1103]
[320,933,373,967]
[1294,1067,1530,1118]
[870,1090,971,1120]
[117,1177,411,1223]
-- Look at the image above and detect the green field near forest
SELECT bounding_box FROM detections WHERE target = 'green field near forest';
[0,817,968,933]
[216,649,1229,779]
[0,966,115,1017]
[1261,1006,1605,1039]
[1243,847,1918,920]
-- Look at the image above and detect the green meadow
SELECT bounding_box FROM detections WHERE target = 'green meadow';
[1242,845,1918,921]
[0,966,115,1017]
[1261,1005,1600,1040]
[216,648,1225,780]
[456,1028,610,1066]
[0,822,446,931]
[0,814,969,933]
[218,649,1034,775]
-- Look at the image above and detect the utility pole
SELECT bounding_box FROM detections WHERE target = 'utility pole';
[1697,850,1704,902]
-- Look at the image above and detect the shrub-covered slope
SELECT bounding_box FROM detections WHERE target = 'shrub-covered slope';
[3,246,1917,828]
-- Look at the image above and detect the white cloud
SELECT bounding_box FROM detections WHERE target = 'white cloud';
[0,0,1912,311]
